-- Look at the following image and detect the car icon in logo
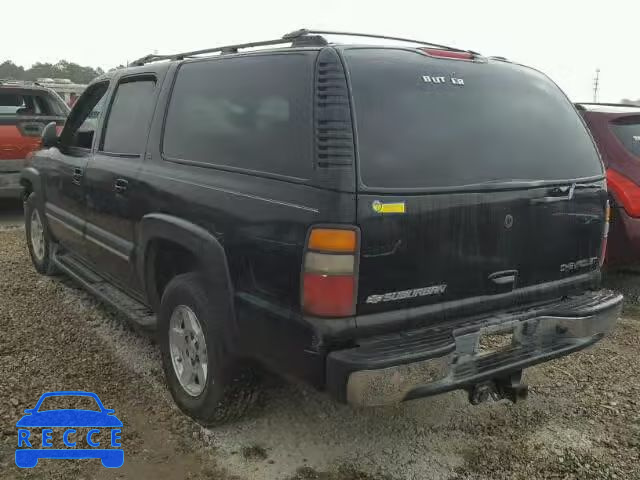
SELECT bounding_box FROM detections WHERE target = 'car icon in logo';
[15,391,123,468]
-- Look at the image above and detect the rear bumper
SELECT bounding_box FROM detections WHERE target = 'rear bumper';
[0,172,23,198]
[326,289,622,406]
[0,160,27,198]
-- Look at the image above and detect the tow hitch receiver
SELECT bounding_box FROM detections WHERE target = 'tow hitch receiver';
[468,371,528,405]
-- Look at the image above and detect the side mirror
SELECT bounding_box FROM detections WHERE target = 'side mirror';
[41,122,58,148]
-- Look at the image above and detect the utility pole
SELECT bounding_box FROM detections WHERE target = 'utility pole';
[593,68,600,103]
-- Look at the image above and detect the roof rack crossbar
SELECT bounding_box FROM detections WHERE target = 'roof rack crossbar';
[130,28,471,66]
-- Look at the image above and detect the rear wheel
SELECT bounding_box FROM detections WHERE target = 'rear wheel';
[24,192,56,276]
[159,272,258,425]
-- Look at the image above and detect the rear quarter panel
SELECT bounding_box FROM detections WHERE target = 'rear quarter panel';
[136,61,356,384]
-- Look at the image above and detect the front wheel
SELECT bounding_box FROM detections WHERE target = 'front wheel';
[24,192,57,276]
[159,272,259,426]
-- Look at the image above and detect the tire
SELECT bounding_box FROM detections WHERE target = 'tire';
[24,192,57,276]
[159,272,259,426]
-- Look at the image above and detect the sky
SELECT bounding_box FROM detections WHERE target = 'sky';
[3,0,638,102]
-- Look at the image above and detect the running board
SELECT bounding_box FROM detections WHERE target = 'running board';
[53,251,156,329]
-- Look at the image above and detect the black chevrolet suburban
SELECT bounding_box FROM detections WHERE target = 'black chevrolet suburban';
[21,30,622,425]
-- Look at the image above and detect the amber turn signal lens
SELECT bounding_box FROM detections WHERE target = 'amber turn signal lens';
[308,228,356,253]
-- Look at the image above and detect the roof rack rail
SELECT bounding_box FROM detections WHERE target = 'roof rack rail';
[131,28,472,67]
[576,102,640,110]
[0,79,42,87]
[284,29,471,53]
[130,30,330,66]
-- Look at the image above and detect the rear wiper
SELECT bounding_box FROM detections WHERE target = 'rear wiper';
[451,178,603,193]
[461,179,543,188]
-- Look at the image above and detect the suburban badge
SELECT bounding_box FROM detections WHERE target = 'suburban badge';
[365,284,447,304]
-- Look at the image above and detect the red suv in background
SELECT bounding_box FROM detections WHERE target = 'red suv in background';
[578,103,640,267]
[0,81,68,198]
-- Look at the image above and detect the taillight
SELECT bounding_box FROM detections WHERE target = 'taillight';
[600,201,610,267]
[606,168,640,217]
[302,227,358,317]
[419,48,474,60]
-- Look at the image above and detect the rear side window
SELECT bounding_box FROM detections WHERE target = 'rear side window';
[163,53,314,179]
[0,91,66,116]
[101,78,156,155]
[344,49,603,189]
[610,117,640,157]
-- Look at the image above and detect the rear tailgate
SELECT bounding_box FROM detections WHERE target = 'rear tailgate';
[0,116,61,162]
[356,186,605,316]
[342,48,606,319]
[0,88,67,170]
[607,115,640,186]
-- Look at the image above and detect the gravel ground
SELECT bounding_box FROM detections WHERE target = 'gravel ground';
[1,225,639,480]
[0,200,23,228]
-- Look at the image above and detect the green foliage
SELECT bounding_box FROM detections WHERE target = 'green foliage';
[0,60,104,84]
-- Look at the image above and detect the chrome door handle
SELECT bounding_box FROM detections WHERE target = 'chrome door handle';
[530,184,576,204]
[72,167,83,185]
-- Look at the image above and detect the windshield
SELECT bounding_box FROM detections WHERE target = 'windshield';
[344,48,603,190]
[610,117,640,158]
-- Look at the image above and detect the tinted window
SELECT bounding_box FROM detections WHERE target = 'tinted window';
[344,49,603,189]
[34,92,68,116]
[0,93,25,114]
[611,118,640,157]
[101,79,156,155]
[163,54,313,178]
[0,92,66,116]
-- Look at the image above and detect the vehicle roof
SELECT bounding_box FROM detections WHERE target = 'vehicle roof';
[576,103,640,115]
[86,28,555,93]
[88,29,537,93]
[91,61,173,84]
[0,82,59,94]
[93,43,513,87]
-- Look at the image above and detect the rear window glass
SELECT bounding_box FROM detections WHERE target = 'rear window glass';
[163,53,314,179]
[610,118,640,157]
[0,92,66,116]
[344,49,603,189]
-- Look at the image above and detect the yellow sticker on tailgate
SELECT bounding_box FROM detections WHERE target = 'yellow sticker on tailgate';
[372,200,406,214]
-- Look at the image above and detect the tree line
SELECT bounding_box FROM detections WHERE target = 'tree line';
[0,60,120,85]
